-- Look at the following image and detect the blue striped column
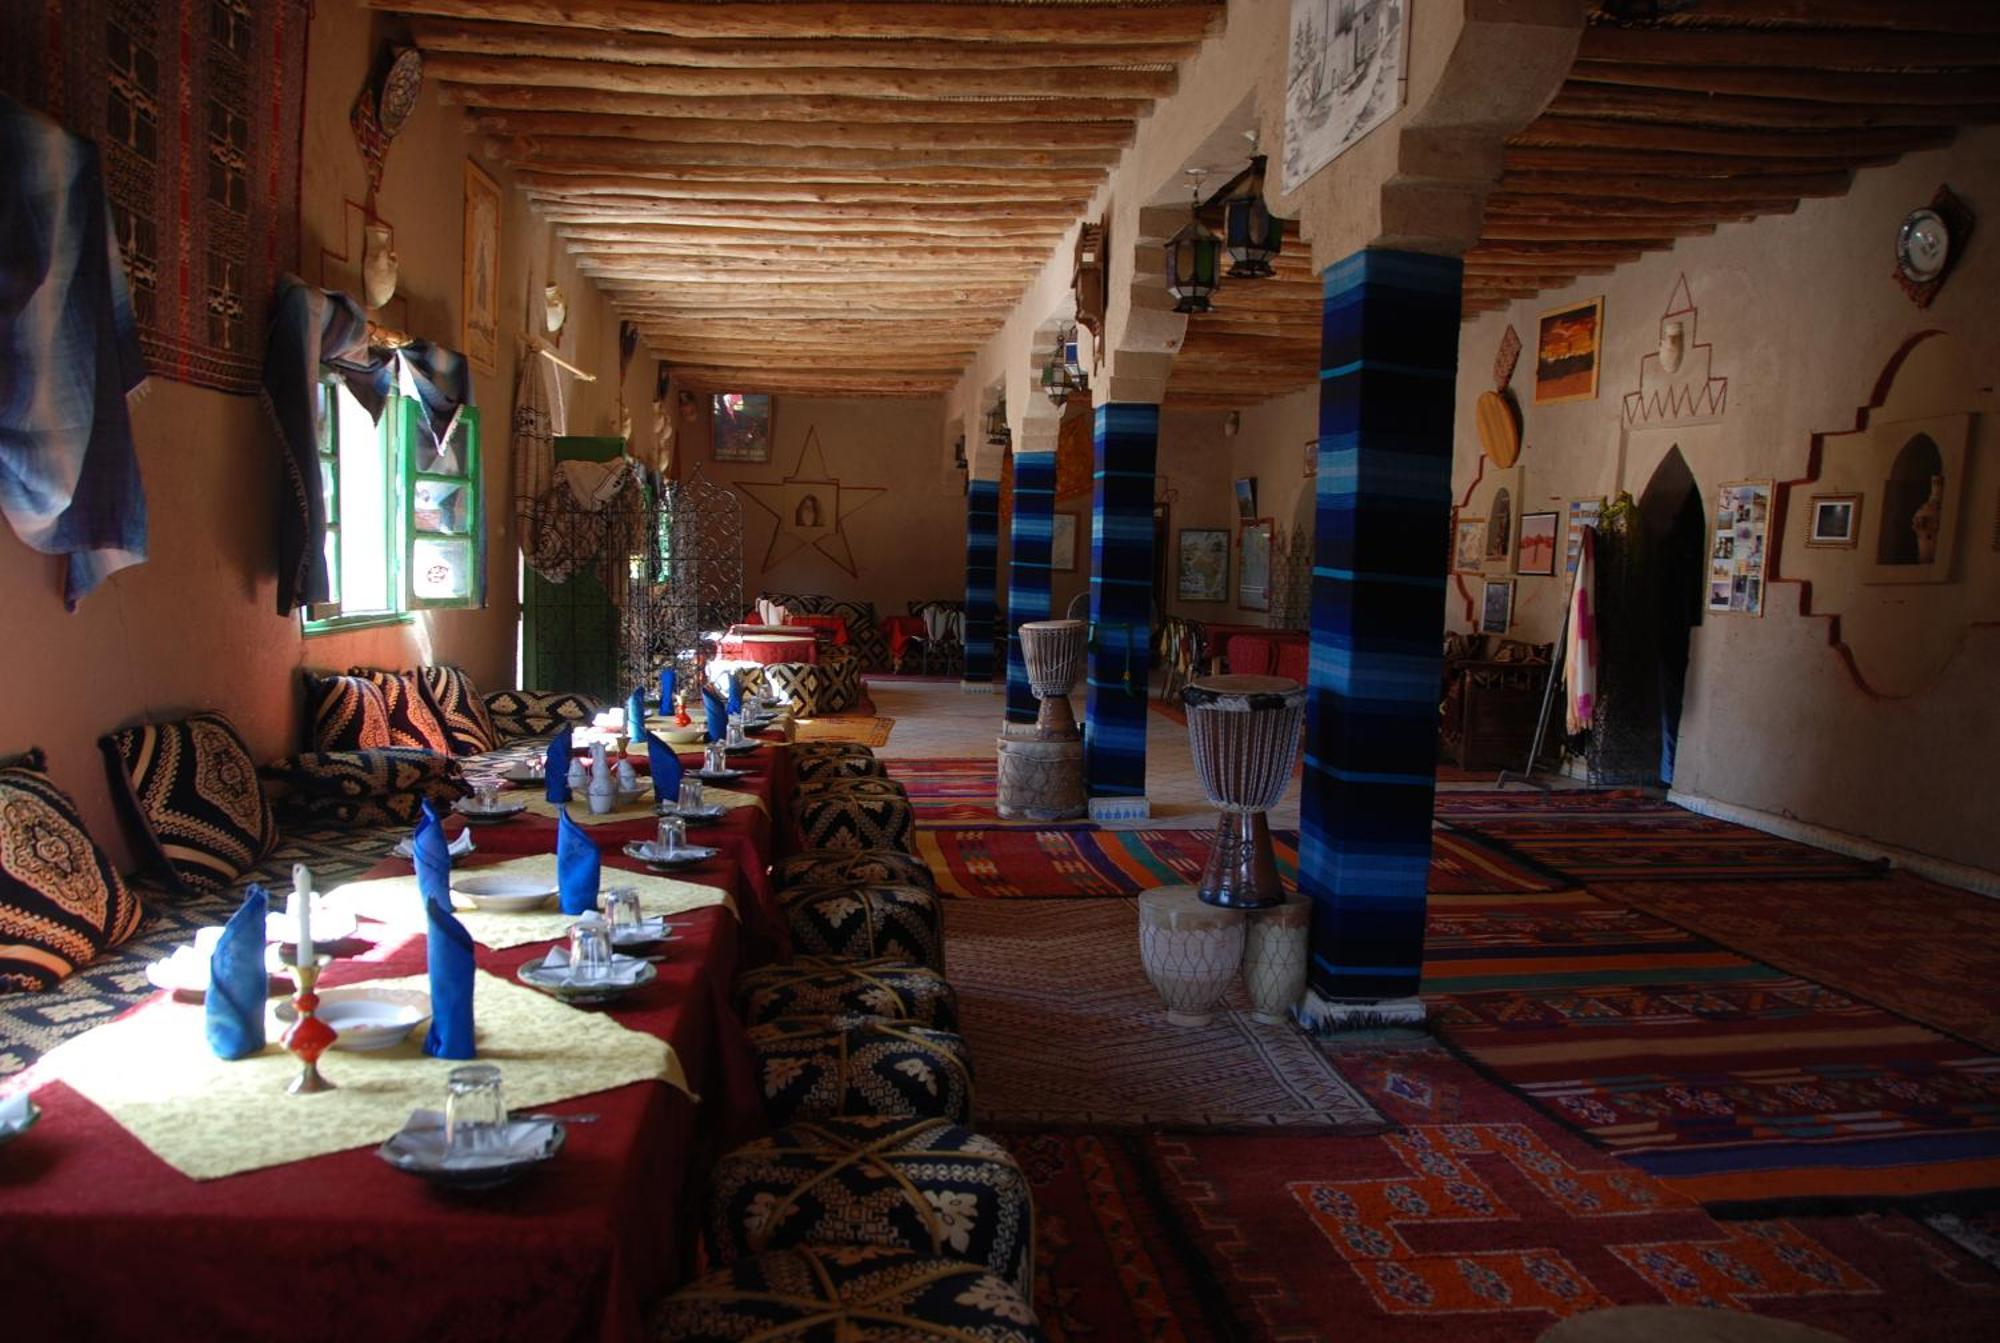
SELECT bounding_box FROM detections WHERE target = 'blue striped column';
[1003,448,1056,723]
[1300,249,1461,1005]
[1084,403,1159,798]
[962,477,1000,687]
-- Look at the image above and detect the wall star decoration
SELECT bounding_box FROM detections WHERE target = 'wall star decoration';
[738,426,886,578]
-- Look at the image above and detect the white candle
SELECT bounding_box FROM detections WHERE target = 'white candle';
[293,863,314,965]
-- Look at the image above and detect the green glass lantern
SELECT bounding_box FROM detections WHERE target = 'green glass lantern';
[1224,154,1282,279]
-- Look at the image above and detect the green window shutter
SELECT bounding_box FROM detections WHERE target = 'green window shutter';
[404,401,483,611]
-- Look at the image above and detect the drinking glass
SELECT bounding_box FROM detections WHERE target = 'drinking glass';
[726,712,746,747]
[678,777,705,813]
[705,741,728,774]
[444,1064,505,1156]
[569,914,613,982]
[603,887,642,937]
[656,815,686,856]
[474,781,500,811]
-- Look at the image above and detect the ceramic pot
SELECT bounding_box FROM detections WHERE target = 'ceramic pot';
[1241,894,1311,1025]
[1137,885,1244,1027]
[361,223,398,309]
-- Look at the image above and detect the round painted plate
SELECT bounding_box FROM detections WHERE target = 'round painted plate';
[1475,389,1520,468]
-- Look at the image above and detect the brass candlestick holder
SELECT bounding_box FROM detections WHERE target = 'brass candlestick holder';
[282,955,338,1094]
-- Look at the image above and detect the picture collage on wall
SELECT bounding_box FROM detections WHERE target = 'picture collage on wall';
[1710,480,1772,616]
[1565,497,1603,576]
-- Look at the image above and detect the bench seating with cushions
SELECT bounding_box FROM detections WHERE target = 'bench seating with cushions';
[756,590,892,673]
[1439,633,1554,770]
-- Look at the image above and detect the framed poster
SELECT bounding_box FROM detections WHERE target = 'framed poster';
[1517,511,1559,576]
[1708,479,1772,616]
[1565,497,1604,576]
[1051,512,1080,572]
[1234,476,1259,521]
[1178,528,1229,602]
[1453,516,1487,573]
[1480,578,1514,634]
[1282,0,1409,194]
[1806,494,1861,549]
[712,393,773,462]
[1535,296,1603,405]
[1239,518,1274,612]
[460,160,502,374]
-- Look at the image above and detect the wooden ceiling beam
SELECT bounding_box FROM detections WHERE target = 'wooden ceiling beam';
[1577,25,2000,70]
[1484,195,1791,220]
[1480,220,1700,242]
[423,53,1175,100]
[1610,0,2000,32]
[529,196,1078,223]
[372,2,1224,44]
[1502,145,1893,177]
[1547,84,1999,130]
[471,111,1136,151]
[1512,117,1954,158]
[446,85,1151,124]
[645,353,974,374]
[517,168,1096,198]
[1498,169,1849,202]
[488,134,1121,172]
[1464,239,1666,258]
[566,243,1048,266]
[1569,61,2000,107]
[537,210,1070,238]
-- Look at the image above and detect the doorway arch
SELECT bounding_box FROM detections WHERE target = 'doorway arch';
[1638,446,1708,785]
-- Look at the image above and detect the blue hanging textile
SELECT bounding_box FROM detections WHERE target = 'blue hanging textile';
[0,96,149,610]
[263,273,474,613]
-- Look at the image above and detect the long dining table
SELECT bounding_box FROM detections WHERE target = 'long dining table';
[0,738,798,1343]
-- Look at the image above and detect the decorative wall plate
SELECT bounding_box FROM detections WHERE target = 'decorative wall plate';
[1894,185,1973,308]
[1475,389,1520,468]
[377,47,424,137]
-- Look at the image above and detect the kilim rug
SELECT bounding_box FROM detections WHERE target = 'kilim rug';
[1422,887,2000,1210]
[1591,874,2000,1055]
[1001,1044,2000,1342]
[947,898,1383,1133]
[917,826,1565,900]
[1437,790,1885,883]
[0,0,310,392]
[884,756,1075,829]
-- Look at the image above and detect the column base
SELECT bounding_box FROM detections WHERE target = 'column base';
[1088,794,1152,822]
[1295,991,1428,1035]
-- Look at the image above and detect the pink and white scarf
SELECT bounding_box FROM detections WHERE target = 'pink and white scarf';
[1565,527,1598,734]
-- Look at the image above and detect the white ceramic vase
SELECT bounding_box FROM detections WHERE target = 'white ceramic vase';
[361,223,398,310]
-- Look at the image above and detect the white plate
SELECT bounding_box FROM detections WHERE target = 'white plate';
[622,841,721,868]
[453,799,528,825]
[451,874,559,914]
[695,767,745,782]
[276,986,430,1052]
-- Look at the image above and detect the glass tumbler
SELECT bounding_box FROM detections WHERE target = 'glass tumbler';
[656,815,686,856]
[444,1064,505,1156]
[678,777,706,813]
[604,886,641,937]
[704,741,728,774]
[569,914,613,982]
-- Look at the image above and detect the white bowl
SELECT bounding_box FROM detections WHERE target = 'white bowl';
[451,874,559,914]
[277,986,430,1052]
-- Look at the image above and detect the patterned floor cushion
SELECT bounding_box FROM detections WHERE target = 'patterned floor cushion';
[793,751,887,783]
[818,650,863,713]
[771,848,934,894]
[0,750,146,992]
[482,689,602,742]
[303,671,393,751]
[749,1016,973,1127]
[791,741,876,765]
[349,668,451,754]
[706,1117,1032,1292]
[796,776,906,802]
[415,665,499,755]
[100,713,277,896]
[760,661,832,717]
[798,790,916,855]
[654,1246,1041,1342]
[737,957,957,1030]
[786,884,943,971]
[261,750,471,829]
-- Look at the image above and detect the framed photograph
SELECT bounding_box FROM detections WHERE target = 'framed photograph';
[1177,528,1229,603]
[1708,479,1772,616]
[1051,512,1080,572]
[1480,578,1514,635]
[712,393,773,463]
[460,160,502,374]
[1806,493,1862,549]
[1534,296,1603,405]
[1234,476,1259,521]
[1453,517,1486,573]
[1516,511,1559,576]
[1239,518,1274,612]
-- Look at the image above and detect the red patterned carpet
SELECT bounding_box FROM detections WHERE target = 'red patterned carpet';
[1004,1047,2000,1342]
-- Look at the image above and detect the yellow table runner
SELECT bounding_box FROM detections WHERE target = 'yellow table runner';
[518,790,659,828]
[326,854,734,950]
[46,971,683,1181]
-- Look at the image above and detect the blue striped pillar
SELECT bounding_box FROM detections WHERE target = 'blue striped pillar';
[1084,403,1159,799]
[1003,448,1056,723]
[1300,249,1461,1007]
[962,477,1000,687]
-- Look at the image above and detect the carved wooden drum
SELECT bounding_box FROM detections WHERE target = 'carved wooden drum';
[1182,674,1306,909]
[1018,618,1086,739]
[1137,885,1245,1027]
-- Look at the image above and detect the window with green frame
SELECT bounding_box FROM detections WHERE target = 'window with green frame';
[305,378,482,633]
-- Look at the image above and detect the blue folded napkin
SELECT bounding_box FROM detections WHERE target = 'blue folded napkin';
[658,666,677,715]
[422,885,476,1061]
[625,684,647,735]
[725,671,743,715]
[413,801,450,906]
[544,725,573,803]
[556,805,601,916]
[703,686,727,743]
[205,886,269,1061]
[646,729,683,800]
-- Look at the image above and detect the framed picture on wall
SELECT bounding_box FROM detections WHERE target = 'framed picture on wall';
[712,393,773,462]
[1178,528,1229,602]
[460,160,502,374]
[1708,479,1772,616]
[1234,477,1259,521]
[1239,518,1274,612]
[1517,511,1559,576]
[1806,494,1862,549]
[1453,516,1486,573]
[1534,296,1603,405]
[1051,512,1080,572]
[1480,578,1514,634]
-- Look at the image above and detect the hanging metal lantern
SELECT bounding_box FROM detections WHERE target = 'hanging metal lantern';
[1224,154,1282,279]
[1165,171,1221,314]
[1061,324,1087,384]
[985,401,1010,446]
[1041,351,1071,408]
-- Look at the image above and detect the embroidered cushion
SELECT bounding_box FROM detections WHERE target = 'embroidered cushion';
[303,671,393,752]
[348,668,452,754]
[415,665,500,756]
[785,884,943,972]
[794,752,888,783]
[482,689,603,742]
[0,750,145,992]
[749,1017,973,1127]
[772,848,933,894]
[798,790,916,855]
[796,776,907,803]
[737,957,958,1030]
[261,750,470,829]
[818,649,864,713]
[791,741,877,762]
[101,713,277,896]
[654,1247,1042,1343]
[761,661,830,717]
[706,1118,1032,1292]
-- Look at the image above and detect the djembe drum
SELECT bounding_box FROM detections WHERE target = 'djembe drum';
[1018,618,1087,739]
[1182,674,1306,909]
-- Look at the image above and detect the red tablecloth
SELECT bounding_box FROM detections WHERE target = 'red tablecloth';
[879,615,926,666]
[718,633,816,666]
[787,613,849,646]
[1215,628,1308,678]
[0,860,761,1343]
